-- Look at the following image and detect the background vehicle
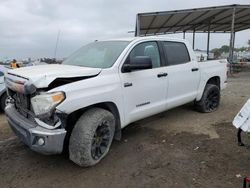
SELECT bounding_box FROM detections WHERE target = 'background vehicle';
[0,65,11,111]
[4,36,227,166]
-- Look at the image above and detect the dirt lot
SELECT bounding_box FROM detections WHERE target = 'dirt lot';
[0,72,250,188]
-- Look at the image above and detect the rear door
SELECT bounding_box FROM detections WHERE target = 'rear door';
[120,41,168,125]
[161,41,200,109]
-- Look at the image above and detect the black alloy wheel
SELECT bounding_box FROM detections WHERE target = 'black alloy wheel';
[195,84,220,113]
[91,121,111,160]
[205,89,220,112]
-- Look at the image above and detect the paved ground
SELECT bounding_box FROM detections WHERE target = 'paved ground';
[0,72,250,188]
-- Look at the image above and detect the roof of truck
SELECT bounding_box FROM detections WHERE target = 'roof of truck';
[101,36,187,43]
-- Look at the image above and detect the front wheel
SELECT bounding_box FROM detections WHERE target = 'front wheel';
[195,84,220,113]
[69,108,115,167]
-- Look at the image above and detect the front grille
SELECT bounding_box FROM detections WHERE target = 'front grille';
[8,89,34,119]
[8,89,58,127]
[15,93,30,117]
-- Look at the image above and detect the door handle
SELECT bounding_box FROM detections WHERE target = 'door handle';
[157,73,168,78]
[124,82,132,87]
[191,68,199,72]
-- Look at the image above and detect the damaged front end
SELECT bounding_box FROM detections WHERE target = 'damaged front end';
[4,74,72,154]
[5,73,67,130]
[4,64,101,154]
[5,70,99,130]
[5,65,101,154]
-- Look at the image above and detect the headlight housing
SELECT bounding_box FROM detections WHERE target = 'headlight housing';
[31,92,65,116]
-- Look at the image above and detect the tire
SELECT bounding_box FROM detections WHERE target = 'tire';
[69,108,115,167]
[195,84,220,113]
[0,92,7,112]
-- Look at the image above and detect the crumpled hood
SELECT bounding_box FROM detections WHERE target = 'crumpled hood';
[6,64,101,89]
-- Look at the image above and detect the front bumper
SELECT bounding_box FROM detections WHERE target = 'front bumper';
[5,104,66,155]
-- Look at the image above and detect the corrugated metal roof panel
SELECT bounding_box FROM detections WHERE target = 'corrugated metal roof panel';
[136,4,250,35]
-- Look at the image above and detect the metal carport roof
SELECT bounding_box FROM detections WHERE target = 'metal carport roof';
[136,4,250,35]
[135,4,250,72]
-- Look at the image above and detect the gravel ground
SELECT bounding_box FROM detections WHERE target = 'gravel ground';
[0,72,250,188]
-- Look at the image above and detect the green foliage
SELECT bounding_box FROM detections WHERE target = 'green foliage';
[211,45,230,58]
[211,48,221,58]
[220,45,229,53]
[211,39,250,57]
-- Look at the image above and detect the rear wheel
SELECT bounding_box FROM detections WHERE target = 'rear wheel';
[195,84,220,113]
[69,108,115,167]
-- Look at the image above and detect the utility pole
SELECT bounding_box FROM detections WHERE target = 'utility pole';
[54,30,61,59]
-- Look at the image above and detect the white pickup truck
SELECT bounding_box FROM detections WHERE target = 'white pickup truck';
[5,36,227,166]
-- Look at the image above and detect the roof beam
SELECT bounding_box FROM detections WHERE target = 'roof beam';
[234,24,250,32]
[154,14,174,34]
[182,10,210,31]
[235,17,250,24]
[197,22,249,32]
[172,12,193,32]
[160,31,231,34]
[165,12,195,32]
[209,11,250,31]
[235,13,250,22]
[211,23,246,32]
[140,22,250,32]
[145,15,157,35]
[187,11,210,22]
[211,24,230,32]
[185,9,230,32]
[138,4,250,18]
[192,14,250,32]
[209,8,246,25]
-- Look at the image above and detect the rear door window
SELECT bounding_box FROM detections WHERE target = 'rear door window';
[163,41,190,66]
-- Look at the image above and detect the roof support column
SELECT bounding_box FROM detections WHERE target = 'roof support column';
[193,29,195,50]
[207,24,211,59]
[233,31,236,50]
[135,14,140,36]
[229,8,236,73]
[183,31,186,39]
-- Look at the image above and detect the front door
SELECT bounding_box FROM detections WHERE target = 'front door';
[120,41,168,125]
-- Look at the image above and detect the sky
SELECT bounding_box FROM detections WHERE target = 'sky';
[0,0,249,60]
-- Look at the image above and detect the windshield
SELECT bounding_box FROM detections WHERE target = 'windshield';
[63,41,129,68]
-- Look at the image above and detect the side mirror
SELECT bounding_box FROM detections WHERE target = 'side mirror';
[122,56,153,72]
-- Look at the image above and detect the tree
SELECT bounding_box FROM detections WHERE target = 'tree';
[220,45,230,53]
[211,48,221,58]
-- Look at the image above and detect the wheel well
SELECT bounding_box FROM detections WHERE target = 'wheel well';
[0,91,6,99]
[64,102,121,148]
[206,76,220,89]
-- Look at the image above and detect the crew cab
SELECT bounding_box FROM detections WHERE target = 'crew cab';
[4,36,227,167]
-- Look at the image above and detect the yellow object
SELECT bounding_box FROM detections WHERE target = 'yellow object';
[10,60,18,68]
[11,62,17,68]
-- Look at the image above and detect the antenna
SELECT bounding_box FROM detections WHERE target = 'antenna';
[54,30,61,59]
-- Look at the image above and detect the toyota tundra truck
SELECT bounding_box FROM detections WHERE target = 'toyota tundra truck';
[4,36,227,167]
